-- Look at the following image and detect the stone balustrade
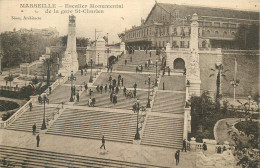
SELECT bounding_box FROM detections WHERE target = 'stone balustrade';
[0,99,33,128]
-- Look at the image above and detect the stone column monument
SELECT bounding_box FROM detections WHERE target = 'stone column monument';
[187,13,201,96]
[58,15,79,76]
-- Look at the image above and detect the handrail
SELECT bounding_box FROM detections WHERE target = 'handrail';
[0,99,33,128]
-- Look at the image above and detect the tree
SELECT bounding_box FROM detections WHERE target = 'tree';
[209,64,229,102]
[4,73,14,87]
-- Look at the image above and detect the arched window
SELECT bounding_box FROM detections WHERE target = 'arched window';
[231,32,235,36]
[223,31,228,35]
[215,31,219,35]
[207,30,210,34]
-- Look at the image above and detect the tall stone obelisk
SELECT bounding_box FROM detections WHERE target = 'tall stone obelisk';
[58,15,79,76]
[187,13,201,96]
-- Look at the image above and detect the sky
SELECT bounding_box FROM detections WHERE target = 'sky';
[0,0,259,43]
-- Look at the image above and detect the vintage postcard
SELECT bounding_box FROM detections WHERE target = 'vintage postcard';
[0,0,259,167]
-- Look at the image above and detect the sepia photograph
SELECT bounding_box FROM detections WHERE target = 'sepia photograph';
[0,0,259,167]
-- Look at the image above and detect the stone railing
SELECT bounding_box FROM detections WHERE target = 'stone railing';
[186,138,231,154]
[0,99,33,128]
[45,75,67,95]
[0,86,21,92]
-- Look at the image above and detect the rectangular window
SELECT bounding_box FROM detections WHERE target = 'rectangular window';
[180,41,185,48]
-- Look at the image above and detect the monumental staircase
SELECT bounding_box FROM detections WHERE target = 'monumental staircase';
[7,106,58,133]
[0,145,165,168]
[114,51,160,73]
[46,109,137,143]
[141,115,184,149]
[75,89,148,110]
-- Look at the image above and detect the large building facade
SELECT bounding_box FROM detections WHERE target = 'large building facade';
[123,3,259,49]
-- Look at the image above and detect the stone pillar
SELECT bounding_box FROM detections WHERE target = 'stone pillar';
[190,137,197,152]
[187,13,201,96]
[183,107,191,139]
[96,38,106,66]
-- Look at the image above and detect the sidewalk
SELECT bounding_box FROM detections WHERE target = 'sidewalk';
[0,129,196,168]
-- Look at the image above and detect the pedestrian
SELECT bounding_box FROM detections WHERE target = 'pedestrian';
[182,139,187,152]
[146,50,148,54]
[149,51,151,57]
[115,86,119,94]
[163,82,165,90]
[118,74,121,81]
[100,136,106,150]
[183,68,186,75]
[163,69,165,76]
[133,89,136,98]
[203,142,207,152]
[130,56,132,62]
[92,97,96,107]
[38,95,42,104]
[84,84,88,90]
[145,62,147,68]
[96,85,100,93]
[168,67,170,76]
[123,86,127,96]
[104,84,107,93]
[109,84,112,92]
[141,65,143,72]
[113,79,116,87]
[89,89,92,96]
[110,92,113,102]
[36,134,40,147]
[110,66,113,73]
[100,85,103,94]
[121,78,124,86]
[113,95,117,104]
[125,59,127,65]
[109,75,112,83]
[133,82,137,89]
[175,150,180,165]
[136,66,138,73]
[81,69,83,76]
[32,123,36,135]
[118,79,121,87]
[88,97,92,107]
[29,102,33,111]
[76,92,80,102]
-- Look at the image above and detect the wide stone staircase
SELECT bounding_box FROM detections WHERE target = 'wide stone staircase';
[0,145,166,168]
[75,89,148,110]
[94,72,156,89]
[114,51,160,73]
[47,109,137,143]
[47,85,73,104]
[158,75,186,91]
[7,106,57,133]
[141,115,184,149]
[152,91,185,114]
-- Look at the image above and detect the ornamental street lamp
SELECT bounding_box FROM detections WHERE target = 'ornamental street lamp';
[89,58,94,83]
[134,99,140,140]
[155,59,158,86]
[230,79,239,103]
[145,74,154,108]
[68,71,76,102]
[41,92,49,130]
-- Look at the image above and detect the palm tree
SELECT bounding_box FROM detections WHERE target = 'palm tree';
[209,64,229,102]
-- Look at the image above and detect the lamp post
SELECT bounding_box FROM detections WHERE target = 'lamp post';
[41,92,49,130]
[107,33,109,45]
[155,59,158,86]
[145,74,154,108]
[230,80,239,103]
[134,99,140,140]
[68,71,76,102]
[89,58,94,83]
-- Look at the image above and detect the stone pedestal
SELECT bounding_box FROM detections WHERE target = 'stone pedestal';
[190,137,197,152]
